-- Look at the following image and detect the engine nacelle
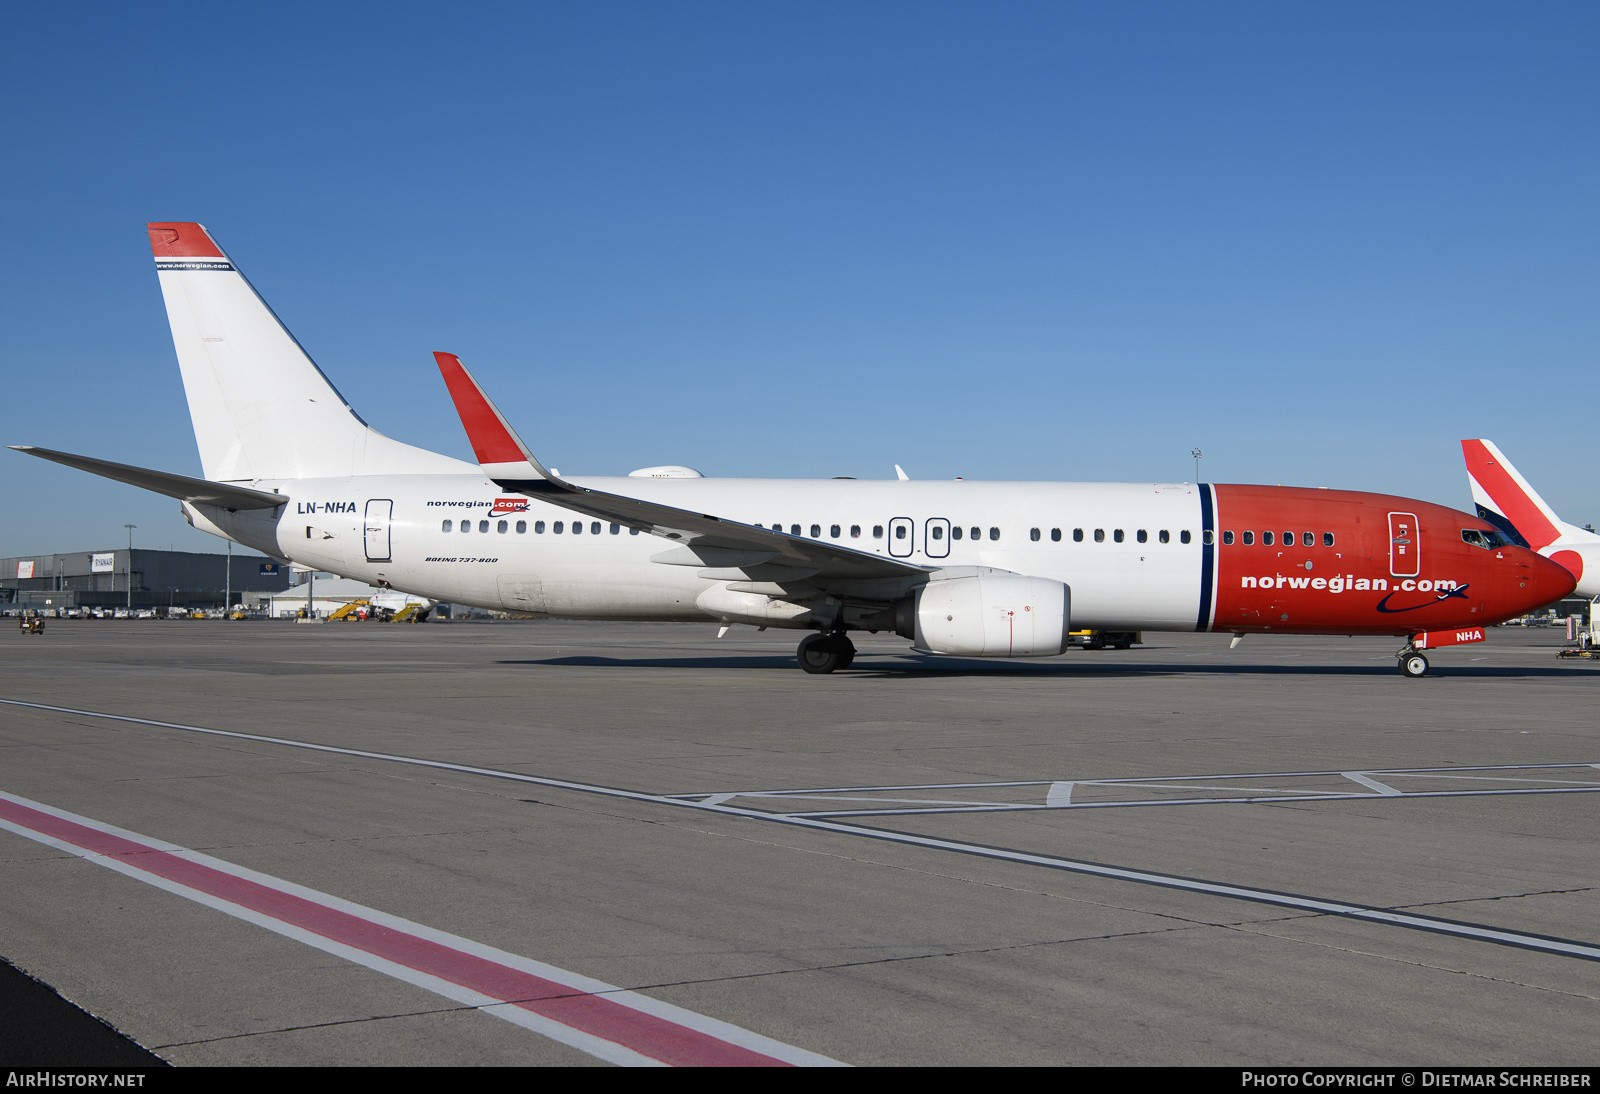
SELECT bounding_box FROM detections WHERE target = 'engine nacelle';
[910,572,1071,657]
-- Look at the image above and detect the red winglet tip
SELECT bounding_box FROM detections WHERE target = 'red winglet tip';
[433,353,527,466]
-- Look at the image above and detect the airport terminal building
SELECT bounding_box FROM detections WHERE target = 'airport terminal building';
[1,548,291,611]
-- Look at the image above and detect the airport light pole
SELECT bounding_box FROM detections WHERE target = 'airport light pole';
[1191,448,1202,483]
[124,524,136,609]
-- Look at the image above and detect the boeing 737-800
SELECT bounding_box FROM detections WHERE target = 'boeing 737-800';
[10,224,1574,677]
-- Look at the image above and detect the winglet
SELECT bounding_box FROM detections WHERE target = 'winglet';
[434,352,559,483]
[1460,439,1560,550]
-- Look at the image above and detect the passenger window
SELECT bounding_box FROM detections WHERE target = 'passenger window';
[1223,531,1234,545]
[1283,532,1293,546]
[554,521,564,533]
[478,520,489,533]
[516,520,527,533]
[1051,528,1061,542]
[441,520,453,532]
[1073,528,1084,542]
[895,525,907,540]
[591,522,601,535]
[850,525,861,538]
[1203,530,1214,545]
[989,527,1000,541]
[1263,531,1273,546]
[1030,528,1041,541]
[971,527,981,540]
[460,521,470,533]
[1243,531,1254,545]
[573,521,583,534]
[1113,529,1124,543]
[830,524,841,538]
[1159,530,1169,544]
[630,527,640,535]
[932,526,944,540]
[1094,529,1105,542]
[535,521,546,533]
[1181,530,1191,544]
[811,524,821,538]
[497,520,508,533]
[1303,531,1314,547]
[790,524,801,536]
[873,525,884,538]
[952,526,963,540]
[1136,529,1148,543]
[1323,532,1334,547]
[610,523,619,535]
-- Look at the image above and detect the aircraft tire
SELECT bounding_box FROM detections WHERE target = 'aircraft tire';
[798,632,842,674]
[1399,652,1429,678]
[835,636,857,670]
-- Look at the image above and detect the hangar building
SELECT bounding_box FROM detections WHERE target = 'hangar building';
[1,548,291,611]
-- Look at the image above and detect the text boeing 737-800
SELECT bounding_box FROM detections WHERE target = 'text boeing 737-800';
[10,223,1574,677]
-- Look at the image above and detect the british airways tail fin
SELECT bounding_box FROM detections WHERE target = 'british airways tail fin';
[149,223,472,481]
[1460,439,1573,550]
[1462,439,1600,595]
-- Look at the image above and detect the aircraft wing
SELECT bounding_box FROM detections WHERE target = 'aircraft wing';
[433,353,927,582]
[9,446,289,510]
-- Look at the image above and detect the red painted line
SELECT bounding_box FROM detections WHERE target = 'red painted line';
[0,796,787,1067]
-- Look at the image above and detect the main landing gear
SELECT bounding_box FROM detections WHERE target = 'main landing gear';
[1397,646,1429,678]
[798,631,856,674]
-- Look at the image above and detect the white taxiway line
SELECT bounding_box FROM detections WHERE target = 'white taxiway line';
[5,698,1600,966]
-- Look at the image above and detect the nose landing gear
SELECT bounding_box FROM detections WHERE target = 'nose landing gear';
[1398,647,1429,678]
[798,631,856,674]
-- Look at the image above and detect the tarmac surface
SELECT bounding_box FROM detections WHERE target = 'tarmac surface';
[0,618,1596,1066]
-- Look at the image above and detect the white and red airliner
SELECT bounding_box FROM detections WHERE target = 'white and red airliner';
[10,223,1575,676]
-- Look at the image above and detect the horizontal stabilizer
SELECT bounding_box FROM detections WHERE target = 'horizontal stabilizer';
[8,446,289,510]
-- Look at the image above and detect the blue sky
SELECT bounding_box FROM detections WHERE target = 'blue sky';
[3,2,1596,556]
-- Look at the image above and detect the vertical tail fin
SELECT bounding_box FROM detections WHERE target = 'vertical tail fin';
[1460,439,1562,549]
[149,223,469,481]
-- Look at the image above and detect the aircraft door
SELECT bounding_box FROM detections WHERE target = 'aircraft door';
[1388,512,1419,578]
[925,518,950,559]
[888,516,915,558]
[364,499,393,563]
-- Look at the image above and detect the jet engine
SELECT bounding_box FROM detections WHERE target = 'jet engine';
[899,571,1071,657]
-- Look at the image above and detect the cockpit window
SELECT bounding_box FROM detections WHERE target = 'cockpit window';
[1462,528,1510,549]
